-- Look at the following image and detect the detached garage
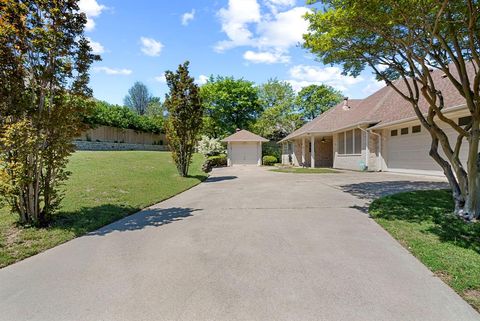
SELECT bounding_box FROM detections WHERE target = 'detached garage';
[221,129,269,166]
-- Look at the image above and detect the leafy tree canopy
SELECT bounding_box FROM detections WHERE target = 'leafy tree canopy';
[200,76,261,137]
[296,84,343,121]
[303,0,480,219]
[253,79,303,141]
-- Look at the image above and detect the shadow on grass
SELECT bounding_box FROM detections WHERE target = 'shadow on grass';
[369,189,480,254]
[340,180,449,200]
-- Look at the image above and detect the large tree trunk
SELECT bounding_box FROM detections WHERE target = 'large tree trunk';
[465,120,480,220]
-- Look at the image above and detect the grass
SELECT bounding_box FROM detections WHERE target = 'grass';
[270,167,339,174]
[369,190,480,311]
[0,151,207,268]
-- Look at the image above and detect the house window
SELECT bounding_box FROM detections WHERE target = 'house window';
[338,132,345,154]
[391,129,398,137]
[459,116,472,127]
[412,125,421,133]
[401,127,409,135]
[354,129,362,154]
[346,130,353,154]
[338,129,362,155]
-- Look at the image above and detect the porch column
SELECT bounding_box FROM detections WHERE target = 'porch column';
[310,135,315,168]
[301,137,305,166]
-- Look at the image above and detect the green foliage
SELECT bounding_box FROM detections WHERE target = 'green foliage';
[370,190,480,311]
[200,76,261,137]
[207,154,228,167]
[262,142,282,161]
[253,79,304,141]
[296,84,342,121]
[124,82,152,115]
[262,155,277,166]
[197,135,225,157]
[165,62,204,177]
[0,0,99,226]
[83,101,164,133]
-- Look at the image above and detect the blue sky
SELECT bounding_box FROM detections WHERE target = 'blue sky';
[80,0,384,105]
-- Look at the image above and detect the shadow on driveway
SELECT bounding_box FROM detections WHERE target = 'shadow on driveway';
[204,176,237,183]
[88,207,201,236]
[340,180,449,201]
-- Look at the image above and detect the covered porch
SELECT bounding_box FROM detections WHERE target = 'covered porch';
[281,135,333,168]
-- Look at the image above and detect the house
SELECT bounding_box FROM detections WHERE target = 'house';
[222,129,269,166]
[279,66,476,176]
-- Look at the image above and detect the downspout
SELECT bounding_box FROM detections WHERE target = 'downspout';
[358,126,383,172]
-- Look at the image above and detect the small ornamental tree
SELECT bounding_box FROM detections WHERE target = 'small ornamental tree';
[0,0,99,225]
[197,136,225,157]
[304,0,480,220]
[164,62,203,177]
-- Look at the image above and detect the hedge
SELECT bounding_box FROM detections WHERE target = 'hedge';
[83,101,164,134]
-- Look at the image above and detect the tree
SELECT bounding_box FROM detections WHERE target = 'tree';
[146,96,165,118]
[303,0,480,220]
[0,0,99,225]
[124,82,151,115]
[200,76,261,137]
[296,84,343,121]
[253,79,303,141]
[164,62,203,177]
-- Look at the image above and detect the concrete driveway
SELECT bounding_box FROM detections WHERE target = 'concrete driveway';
[0,167,478,321]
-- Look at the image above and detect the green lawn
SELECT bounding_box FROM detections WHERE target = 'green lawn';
[270,167,339,174]
[0,151,207,268]
[369,190,480,311]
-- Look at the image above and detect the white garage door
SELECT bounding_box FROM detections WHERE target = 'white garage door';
[386,124,471,173]
[230,142,259,165]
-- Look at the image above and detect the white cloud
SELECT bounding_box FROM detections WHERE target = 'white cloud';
[197,75,209,85]
[154,74,166,83]
[94,66,132,75]
[215,0,261,52]
[215,0,310,64]
[87,38,104,54]
[140,37,164,57]
[181,9,196,26]
[256,7,309,50]
[243,50,290,64]
[286,64,363,92]
[362,78,386,95]
[78,0,105,31]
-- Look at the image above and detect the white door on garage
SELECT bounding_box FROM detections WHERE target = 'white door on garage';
[386,124,470,173]
[230,142,259,165]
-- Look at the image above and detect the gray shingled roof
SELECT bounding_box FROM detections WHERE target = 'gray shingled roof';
[221,129,269,142]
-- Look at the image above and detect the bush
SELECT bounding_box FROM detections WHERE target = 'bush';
[197,135,226,156]
[263,155,277,166]
[262,142,281,161]
[207,154,227,167]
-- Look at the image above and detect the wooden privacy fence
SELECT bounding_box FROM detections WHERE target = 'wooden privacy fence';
[76,126,167,146]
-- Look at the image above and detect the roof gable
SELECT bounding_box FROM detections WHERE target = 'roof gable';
[221,129,269,142]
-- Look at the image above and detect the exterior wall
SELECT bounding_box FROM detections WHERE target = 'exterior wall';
[333,130,368,171]
[281,136,333,168]
[76,126,166,146]
[74,141,168,151]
